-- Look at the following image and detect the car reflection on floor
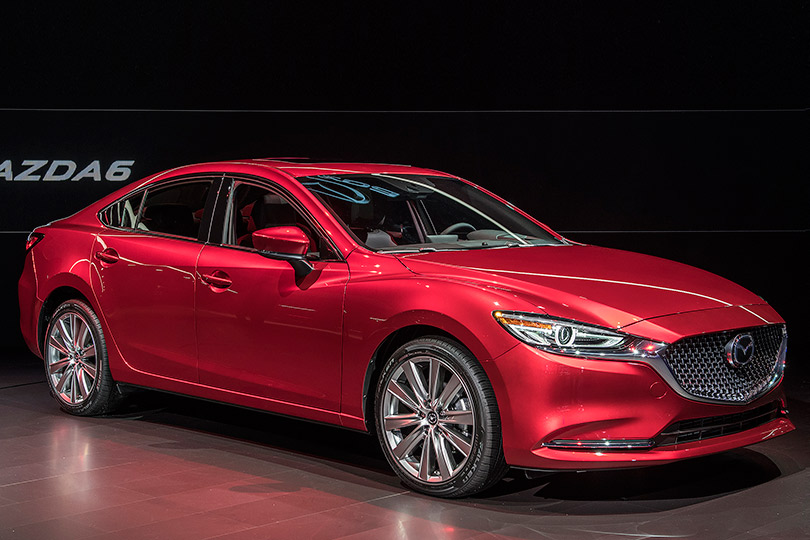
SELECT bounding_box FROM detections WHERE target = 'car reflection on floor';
[1,353,808,539]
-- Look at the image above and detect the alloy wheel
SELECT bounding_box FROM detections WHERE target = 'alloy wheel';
[381,355,476,483]
[46,311,98,405]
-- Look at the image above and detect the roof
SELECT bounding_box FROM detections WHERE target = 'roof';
[231,158,451,178]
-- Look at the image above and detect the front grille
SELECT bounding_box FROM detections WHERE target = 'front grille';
[655,401,784,446]
[661,324,785,403]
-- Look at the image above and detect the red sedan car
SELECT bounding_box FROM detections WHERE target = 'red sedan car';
[19,159,793,497]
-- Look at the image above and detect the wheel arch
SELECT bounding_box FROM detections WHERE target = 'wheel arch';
[360,323,490,433]
[37,284,96,356]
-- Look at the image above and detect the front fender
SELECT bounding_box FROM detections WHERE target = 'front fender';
[339,251,532,427]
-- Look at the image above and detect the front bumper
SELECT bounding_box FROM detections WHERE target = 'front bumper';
[487,343,794,470]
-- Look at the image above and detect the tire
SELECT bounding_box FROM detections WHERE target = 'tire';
[374,336,508,498]
[43,299,121,416]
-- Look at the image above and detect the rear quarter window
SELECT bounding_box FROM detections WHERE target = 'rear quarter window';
[100,191,145,229]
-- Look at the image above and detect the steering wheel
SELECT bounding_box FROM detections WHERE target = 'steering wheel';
[440,222,476,235]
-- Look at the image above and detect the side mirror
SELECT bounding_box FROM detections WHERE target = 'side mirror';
[253,226,310,255]
[252,226,313,278]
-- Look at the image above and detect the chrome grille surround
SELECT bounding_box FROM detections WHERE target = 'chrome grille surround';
[660,324,787,403]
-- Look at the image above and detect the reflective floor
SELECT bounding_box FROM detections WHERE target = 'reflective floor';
[1,352,808,540]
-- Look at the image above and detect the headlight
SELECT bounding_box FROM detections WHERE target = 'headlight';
[493,311,667,359]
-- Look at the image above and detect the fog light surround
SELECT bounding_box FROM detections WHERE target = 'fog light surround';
[543,439,656,451]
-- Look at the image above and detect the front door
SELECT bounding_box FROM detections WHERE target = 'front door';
[195,181,348,411]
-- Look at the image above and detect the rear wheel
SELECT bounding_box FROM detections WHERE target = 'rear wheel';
[44,299,120,416]
[374,336,507,497]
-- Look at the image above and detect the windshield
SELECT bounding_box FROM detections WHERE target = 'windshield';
[300,173,564,251]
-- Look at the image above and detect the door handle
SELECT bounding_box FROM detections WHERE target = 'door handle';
[94,248,119,265]
[201,270,232,289]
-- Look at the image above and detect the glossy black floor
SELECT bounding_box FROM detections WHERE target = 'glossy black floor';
[1,351,808,540]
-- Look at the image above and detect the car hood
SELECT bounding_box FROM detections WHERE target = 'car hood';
[395,244,766,330]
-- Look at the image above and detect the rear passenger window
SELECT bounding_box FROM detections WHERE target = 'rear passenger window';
[138,181,212,239]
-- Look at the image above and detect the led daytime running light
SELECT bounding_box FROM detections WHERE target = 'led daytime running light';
[494,314,551,330]
[493,311,667,359]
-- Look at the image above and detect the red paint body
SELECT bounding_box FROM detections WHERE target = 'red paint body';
[18,160,794,471]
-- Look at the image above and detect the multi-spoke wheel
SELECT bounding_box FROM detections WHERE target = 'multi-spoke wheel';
[44,300,120,415]
[375,336,507,498]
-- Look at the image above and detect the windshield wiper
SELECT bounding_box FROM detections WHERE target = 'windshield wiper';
[383,245,469,254]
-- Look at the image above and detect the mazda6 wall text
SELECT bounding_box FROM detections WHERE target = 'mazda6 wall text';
[19,159,794,497]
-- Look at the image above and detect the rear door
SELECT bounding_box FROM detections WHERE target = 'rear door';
[92,177,218,381]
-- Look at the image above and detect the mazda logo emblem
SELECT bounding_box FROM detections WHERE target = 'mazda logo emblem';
[725,333,755,368]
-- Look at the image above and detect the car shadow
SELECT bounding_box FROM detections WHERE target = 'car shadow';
[469,448,787,513]
[112,387,798,515]
[112,387,393,474]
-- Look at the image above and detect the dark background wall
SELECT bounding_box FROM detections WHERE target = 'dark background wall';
[2,4,808,383]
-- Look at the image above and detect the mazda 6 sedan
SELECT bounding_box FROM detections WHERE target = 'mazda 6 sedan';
[19,159,794,497]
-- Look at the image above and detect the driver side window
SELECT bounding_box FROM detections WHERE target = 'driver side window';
[223,182,337,259]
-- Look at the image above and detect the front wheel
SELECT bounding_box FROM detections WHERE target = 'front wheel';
[374,336,507,497]
[44,299,120,416]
